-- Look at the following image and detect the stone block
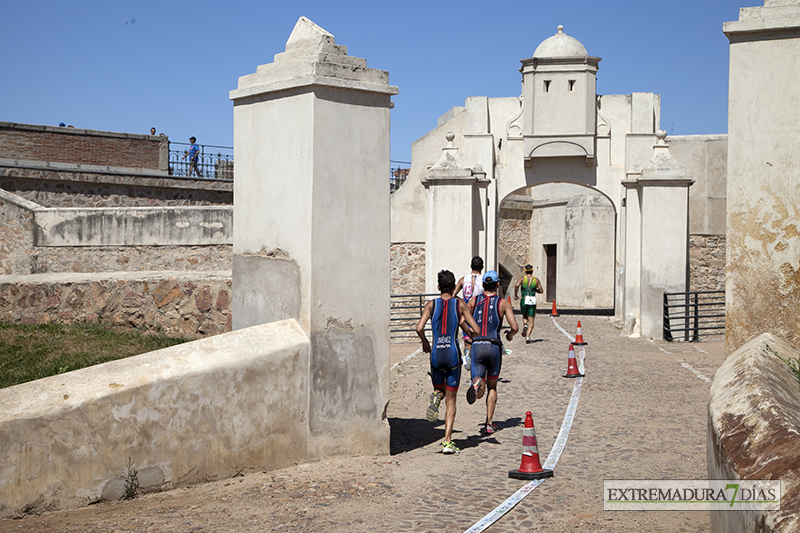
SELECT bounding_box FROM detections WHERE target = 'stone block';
[708,332,800,532]
[0,319,309,518]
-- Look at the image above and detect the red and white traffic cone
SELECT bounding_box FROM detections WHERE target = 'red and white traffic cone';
[563,344,584,378]
[573,321,587,346]
[550,300,559,317]
[509,411,553,480]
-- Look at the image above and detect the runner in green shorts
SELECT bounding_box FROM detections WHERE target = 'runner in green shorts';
[514,264,543,343]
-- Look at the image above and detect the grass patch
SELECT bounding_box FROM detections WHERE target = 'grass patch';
[0,322,191,389]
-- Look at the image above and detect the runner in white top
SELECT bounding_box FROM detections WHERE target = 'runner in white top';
[454,257,485,369]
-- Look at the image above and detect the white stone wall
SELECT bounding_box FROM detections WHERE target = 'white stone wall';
[0,320,308,518]
[724,3,800,353]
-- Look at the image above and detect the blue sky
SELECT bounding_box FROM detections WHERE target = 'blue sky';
[0,0,747,163]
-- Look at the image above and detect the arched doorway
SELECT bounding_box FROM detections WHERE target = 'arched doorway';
[497,181,617,311]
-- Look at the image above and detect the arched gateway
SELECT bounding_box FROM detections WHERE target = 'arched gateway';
[391,26,694,339]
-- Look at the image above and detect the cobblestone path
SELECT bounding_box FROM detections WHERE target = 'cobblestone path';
[1,314,723,532]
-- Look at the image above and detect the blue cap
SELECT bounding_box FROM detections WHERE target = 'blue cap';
[483,270,500,283]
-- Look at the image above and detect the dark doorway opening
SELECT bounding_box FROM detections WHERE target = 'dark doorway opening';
[545,244,557,302]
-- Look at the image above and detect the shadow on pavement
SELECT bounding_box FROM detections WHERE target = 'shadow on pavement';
[389,417,445,454]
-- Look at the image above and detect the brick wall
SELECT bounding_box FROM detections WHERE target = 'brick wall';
[0,122,163,170]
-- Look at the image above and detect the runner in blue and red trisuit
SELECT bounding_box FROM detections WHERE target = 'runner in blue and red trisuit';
[416,270,480,454]
[467,270,519,435]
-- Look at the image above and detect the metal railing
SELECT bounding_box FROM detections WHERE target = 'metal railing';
[390,160,411,193]
[663,290,725,342]
[169,143,233,180]
[390,293,437,341]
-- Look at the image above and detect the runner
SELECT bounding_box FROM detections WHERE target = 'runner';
[466,270,519,435]
[514,264,543,343]
[454,256,484,369]
[416,270,480,454]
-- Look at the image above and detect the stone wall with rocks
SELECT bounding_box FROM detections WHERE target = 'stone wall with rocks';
[0,193,37,276]
[689,234,726,292]
[31,245,232,274]
[0,165,232,207]
[0,271,232,338]
[499,197,532,269]
[390,243,425,295]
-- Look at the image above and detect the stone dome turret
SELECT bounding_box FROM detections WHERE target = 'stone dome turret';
[533,25,588,58]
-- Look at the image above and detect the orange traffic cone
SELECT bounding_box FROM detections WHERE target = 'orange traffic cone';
[509,411,553,480]
[563,344,584,378]
[550,300,559,317]
[573,321,587,346]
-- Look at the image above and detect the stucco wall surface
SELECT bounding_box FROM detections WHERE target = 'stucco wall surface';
[0,271,232,338]
[0,319,309,518]
[668,135,727,236]
[708,332,800,533]
[724,10,800,354]
[35,206,232,247]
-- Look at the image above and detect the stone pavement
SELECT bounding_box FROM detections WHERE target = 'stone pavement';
[1,314,724,532]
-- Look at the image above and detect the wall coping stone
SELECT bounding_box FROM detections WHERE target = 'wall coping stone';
[708,332,800,532]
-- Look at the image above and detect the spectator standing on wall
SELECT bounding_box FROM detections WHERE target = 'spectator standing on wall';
[184,136,202,177]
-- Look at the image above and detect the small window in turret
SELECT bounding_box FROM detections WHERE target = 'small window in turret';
[568,80,576,92]
[544,80,551,93]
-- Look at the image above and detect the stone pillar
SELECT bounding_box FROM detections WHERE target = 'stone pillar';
[423,132,489,293]
[461,96,498,270]
[622,131,693,339]
[723,1,800,354]
[229,17,398,458]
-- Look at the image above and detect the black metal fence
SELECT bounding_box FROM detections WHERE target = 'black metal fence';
[169,143,233,180]
[390,293,437,341]
[663,290,725,342]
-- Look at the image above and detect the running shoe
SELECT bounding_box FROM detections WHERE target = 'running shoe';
[521,324,528,338]
[466,376,482,405]
[484,423,498,435]
[441,440,460,454]
[426,391,443,423]
[462,347,471,371]
[466,382,476,405]
[476,377,486,400]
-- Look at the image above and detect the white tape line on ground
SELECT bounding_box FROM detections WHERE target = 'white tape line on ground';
[680,361,712,383]
[463,350,585,533]
[391,348,422,371]
[551,316,576,343]
[647,338,671,354]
